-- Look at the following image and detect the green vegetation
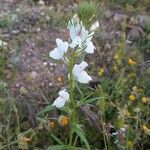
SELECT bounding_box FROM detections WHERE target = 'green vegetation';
[0,0,150,149]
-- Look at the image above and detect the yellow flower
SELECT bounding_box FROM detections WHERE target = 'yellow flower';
[58,115,69,127]
[18,136,31,150]
[142,125,150,133]
[19,136,31,142]
[129,95,136,101]
[128,58,136,65]
[142,97,148,103]
[48,121,55,129]
[113,54,119,60]
[98,68,104,76]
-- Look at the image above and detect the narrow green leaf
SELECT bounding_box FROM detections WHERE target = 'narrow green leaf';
[47,145,87,150]
[74,125,90,150]
[47,145,74,150]
[50,133,64,145]
[78,97,107,106]
[37,105,54,115]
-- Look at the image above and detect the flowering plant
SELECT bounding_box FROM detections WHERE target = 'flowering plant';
[49,15,99,148]
[50,16,98,108]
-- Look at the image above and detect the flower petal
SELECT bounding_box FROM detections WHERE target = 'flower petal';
[59,89,69,101]
[49,48,62,60]
[90,21,99,31]
[77,71,92,84]
[52,97,66,108]
[56,38,69,53]
[69,36,81,48]
[56,38,63,46]
[73,61,88,78]
[85,41,95,53]
[69,22,82,40]
[59,42,69,53]
[86,31,94,42]
[79,61,88,69]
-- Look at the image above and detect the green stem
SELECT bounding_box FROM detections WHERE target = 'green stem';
[69,52,77,145]
[100,112,108,150]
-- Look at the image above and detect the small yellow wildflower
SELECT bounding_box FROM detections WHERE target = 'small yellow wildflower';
[48,121,55,129]
[18,136,31,150]
[129,95,136,101]
[142,125,150,133]
[19,136,31,142]
[98,68,104,76]
[128,58,136,65]
[58,115,69,127]
[113,54,119,60]
[142,97,148,103]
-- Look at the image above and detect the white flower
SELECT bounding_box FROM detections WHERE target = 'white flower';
[68,20,84,41]
[72,61,92,84]
[49,38,69,60]
[85,40,95,53]
[52,89,69,108]
[68,20,95,53]
[90,21,99,31]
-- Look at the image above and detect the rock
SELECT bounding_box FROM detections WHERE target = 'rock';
[136,15,150,29]
[38,0,45,6]
[126,26,145,43]
[113,13,127,23]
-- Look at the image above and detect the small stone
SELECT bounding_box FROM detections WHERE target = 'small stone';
[43,62,47,66]
[16,8,20,12]
[50,67,53,70]
[49,6,54,11]
[37,28,41,32]
[49,62,54,66]
[0,40,7,46]
[30,71,38,79]
[16,83,20,87]
[136,15,150,29]
[38,0,45,6]
[11,14,17,21]
[7,64,13,69]
[49,83,53,86]
[41,12,45,16]
[12,30,19,34]
[46,15,50,21]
